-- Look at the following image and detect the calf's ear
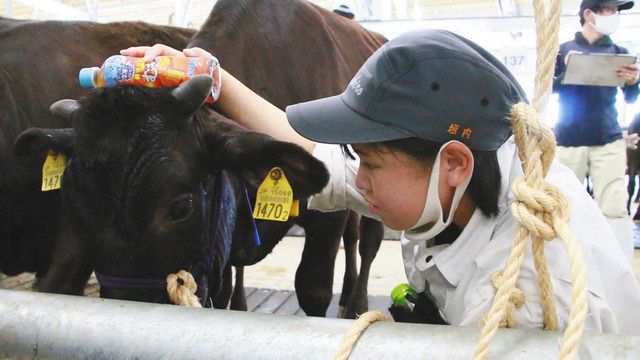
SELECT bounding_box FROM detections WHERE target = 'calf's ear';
[14,127,76,158]
[205,130,329,199]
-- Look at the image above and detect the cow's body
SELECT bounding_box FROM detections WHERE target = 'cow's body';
[188,0,387,317]
[1,18,195,292]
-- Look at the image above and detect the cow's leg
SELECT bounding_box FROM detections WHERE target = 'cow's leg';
[36,221,92,295]
[295,210,348,317]
[629,176,636,215]
[213,265,232,309]
[631,149,640,203]
[626,149,636,215]
[344,216,385,319]
[338,211,359,318]
[635,173,640,202]
[230,266,247,311]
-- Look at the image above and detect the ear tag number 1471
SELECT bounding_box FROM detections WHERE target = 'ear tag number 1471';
[41,150,67,192]
[253,167,294,222]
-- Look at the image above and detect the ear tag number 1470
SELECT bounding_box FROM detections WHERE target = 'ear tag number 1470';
[253,167,294,222]
[41,150,67,192]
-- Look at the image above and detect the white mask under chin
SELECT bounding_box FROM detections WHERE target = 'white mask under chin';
[403,141,473,243]
[593,13,620,35]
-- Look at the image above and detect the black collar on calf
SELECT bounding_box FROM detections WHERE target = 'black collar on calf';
[94,272,167,290]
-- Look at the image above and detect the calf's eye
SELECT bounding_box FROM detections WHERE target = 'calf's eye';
[168,194,194,222]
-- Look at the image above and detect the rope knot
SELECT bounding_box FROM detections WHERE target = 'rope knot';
[511,178,563,241]
[166,270,202,308]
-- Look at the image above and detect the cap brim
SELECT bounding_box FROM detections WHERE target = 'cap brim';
[286,95,412,145]
[604,0,634,10]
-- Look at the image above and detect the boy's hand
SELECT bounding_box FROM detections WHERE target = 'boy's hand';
[615,63,639,86]
[120,44,216,64]
[183,47,215,61]
[120,44,183,61]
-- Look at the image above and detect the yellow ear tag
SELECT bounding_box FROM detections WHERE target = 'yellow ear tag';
[253,167,293,221]
[289,200,300,217]
[41,150,67,192]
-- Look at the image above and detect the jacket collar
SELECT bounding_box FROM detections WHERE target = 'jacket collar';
[575,31,613,47]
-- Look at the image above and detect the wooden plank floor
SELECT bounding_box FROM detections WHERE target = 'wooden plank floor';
[0,272,393,318]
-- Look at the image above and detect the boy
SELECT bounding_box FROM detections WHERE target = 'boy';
[123,28,640,334]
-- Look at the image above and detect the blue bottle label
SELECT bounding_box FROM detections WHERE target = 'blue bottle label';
[103,56,134,87]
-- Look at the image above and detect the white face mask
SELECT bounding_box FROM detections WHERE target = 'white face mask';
[403,141,473,243]
[593,13,620,35]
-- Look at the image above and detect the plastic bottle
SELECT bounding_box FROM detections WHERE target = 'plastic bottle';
[391,283,418,310]
[78,55,221,103]
[388,283,418,322]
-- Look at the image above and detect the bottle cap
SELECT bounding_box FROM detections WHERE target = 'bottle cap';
[390,283,418,307]
[78,67,99,88]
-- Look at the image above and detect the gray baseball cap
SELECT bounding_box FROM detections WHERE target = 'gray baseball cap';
[580,0,634,15]
[286,29,527,151]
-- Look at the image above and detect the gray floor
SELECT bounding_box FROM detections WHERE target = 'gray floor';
[2,232,638,318]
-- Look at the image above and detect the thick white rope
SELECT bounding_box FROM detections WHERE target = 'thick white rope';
[474,1,589,359]
[332,311,389,360]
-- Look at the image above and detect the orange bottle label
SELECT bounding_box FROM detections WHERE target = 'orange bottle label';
[97,55,220,102]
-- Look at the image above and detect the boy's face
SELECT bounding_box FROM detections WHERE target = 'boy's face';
[352,144,432,230]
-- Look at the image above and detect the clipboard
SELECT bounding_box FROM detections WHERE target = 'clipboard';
[561,53,637,87]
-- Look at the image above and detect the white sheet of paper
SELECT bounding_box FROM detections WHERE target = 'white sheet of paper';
[562,53,637,87]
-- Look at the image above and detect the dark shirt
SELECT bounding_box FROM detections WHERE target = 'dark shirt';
[553,32,639,147]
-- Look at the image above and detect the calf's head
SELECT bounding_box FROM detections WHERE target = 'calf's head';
[15,76,329,305]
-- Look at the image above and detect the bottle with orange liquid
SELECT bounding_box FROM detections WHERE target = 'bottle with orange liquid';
[78,55,221,103]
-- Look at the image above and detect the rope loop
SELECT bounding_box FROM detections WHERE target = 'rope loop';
[332,310,388,360]
[510,103,557,178]
[166,270,202,308]
[488,271,525,328]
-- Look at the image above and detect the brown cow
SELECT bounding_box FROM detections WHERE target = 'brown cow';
[1,18,195,293]
[14,0,388,317]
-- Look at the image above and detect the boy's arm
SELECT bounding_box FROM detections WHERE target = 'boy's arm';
[216,69,316,153]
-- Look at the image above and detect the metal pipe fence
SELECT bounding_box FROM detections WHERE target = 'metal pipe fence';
[2,289,640,359]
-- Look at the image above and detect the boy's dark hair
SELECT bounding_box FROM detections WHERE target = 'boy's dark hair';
[580,5,603,26]
[343,137,502,218]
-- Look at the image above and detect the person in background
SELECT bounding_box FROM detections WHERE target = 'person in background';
[553,0,639,262]
[122,28,640,334]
